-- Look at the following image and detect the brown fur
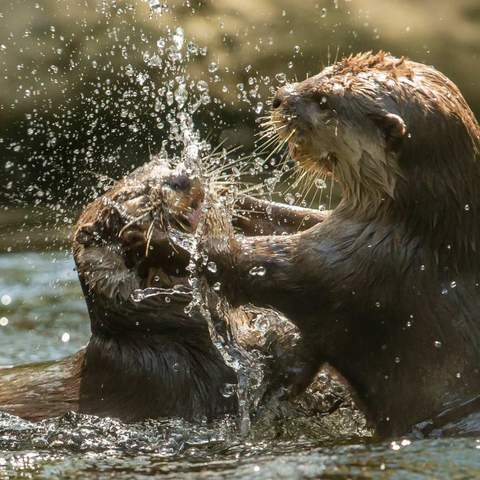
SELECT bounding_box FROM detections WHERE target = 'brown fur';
[203,52,480,438]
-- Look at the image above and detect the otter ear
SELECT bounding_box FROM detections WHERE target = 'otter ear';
[370,112,406,149]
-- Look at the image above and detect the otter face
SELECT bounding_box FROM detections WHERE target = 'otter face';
[121,162,205,234]
[270,53,415,202]
[148,166,205,232]
[271,80,341,175]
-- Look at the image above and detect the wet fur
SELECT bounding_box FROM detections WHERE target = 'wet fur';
[0,158,331,423]
[204,52,480,438]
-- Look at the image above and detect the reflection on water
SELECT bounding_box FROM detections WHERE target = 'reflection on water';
[1,251,480,478]
[1,409,480,479]
[0,251,89,365]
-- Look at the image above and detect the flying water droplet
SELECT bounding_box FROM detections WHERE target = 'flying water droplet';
[1,295,11,306]
[173,27,184,51]
[249,266,266,277]
[221,383,236,398]
[207,261,218,274]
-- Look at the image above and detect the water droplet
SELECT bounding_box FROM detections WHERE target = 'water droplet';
[221,383,236,398]
[1,295,11,306]
[208,62,218,73]
[293,45,301,54]
[434,340,442,348]
[0,317,8,327]
[173,27,184,51]
[197,80,209,92]
[375,301,381,308]
[320,7,327,17]
[61,332,70,343]
[450,281,457,288]
[394,356,401,364]
[249,266,266,277]
[207,261,218,274]
[275,73,287,84]
[314,178,327,189]
[255,102,264,114]
[213,282,221,292]
[464,204,470,212]
[441,287,448,295]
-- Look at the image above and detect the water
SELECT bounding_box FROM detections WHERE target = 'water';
[1,1,479,477]
[1,251,480,478]
[0,252,89,366]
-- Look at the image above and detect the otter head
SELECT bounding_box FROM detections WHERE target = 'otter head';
[75,158,205,248]
[271,52,480,216]
[122,158,205,234]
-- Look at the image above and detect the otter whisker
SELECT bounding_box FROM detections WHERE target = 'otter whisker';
[206,157,253,179]
[328,165,336,210]
[263,129,295,164]
[118,209,154,238]
[145,220,155,258]
[256,132,281,152]
[236,183,266,196]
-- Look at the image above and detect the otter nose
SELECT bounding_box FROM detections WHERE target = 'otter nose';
[272,84,297,110]
[272,95,282,109]
[164,173,191,192]
[272,89,285,109]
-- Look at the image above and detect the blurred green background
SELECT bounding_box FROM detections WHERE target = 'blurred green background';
[0,0,479,249]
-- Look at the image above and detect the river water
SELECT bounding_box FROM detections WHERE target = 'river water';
[1,251,480,479]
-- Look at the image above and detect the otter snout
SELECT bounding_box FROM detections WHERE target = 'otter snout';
[272,83,299,112]
[164,173,192,192]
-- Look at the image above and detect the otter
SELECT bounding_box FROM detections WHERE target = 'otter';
[0,157,343,426]
[199,52,480,438]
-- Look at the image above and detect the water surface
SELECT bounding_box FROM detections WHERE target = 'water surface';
[1,252,480,478]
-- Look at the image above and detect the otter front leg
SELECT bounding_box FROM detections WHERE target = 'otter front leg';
[233,195,330,235]
[202,206,313,314]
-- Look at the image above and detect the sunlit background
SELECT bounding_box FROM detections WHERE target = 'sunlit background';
[1,0,479,249]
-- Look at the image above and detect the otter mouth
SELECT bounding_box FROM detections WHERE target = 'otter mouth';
[287,139,336,175]
[271,110,336,175]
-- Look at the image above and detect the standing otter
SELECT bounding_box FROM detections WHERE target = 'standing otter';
[200,52,480,438]
[1,157,342,426]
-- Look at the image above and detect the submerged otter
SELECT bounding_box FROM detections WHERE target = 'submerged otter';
[0,157,344,427]
[200,52,480,438]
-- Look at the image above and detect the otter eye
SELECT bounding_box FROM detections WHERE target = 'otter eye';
[318,95,329,109]
[272,97,282,109]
